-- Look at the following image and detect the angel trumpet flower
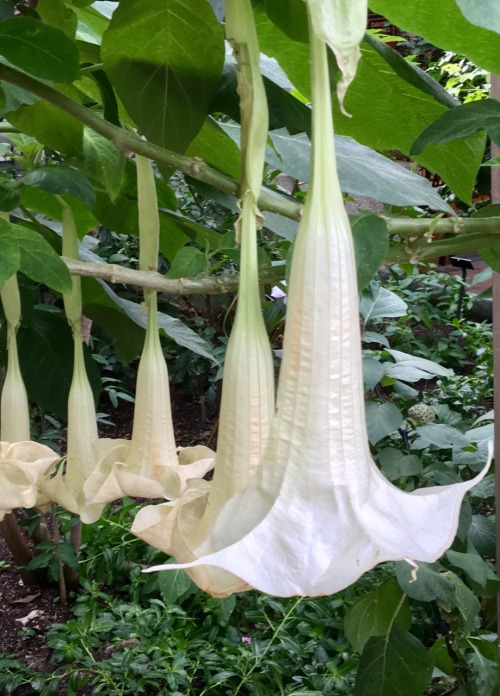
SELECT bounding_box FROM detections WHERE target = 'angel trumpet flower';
[146,22,489,597]
[0,273,59,521]
[132,0,275,596]
[40,201,126,523]
[85,157,214,506]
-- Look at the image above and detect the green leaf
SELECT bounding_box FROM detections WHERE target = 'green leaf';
[0,220,20,289]
[23,166,95,206]
[93,191,188,262]
[377,448,422,481]
[38,0,78,37]
[12,224,72,293]
[344,577,411,654]
[468,515,496,557]
[354,627,433,696]
[395,561,454,602]
[466,649,499,696]
[365,401,403,445]
[101,0,224,170]
[360,286,408,323]
[369,0,500,75]
[0,17,80,82]
[351,215,390,289]
[411,100,500,155]
[15,308,101,418]
[445,550,490,588]
[364,33,457,110]
[455,0,500,34]
[158,559,197,605]
[7,101,83,157]
[97,280,216,362]
[268,129,452,212]
[187,118,241,180]
[0,82,38,116]
[82,128,125,202]
[414,424,470,449]
[441,571,480,632]
[21,186,98,237]
[363,356,385,391]
[255,6,486,203]
[166,247,207,279]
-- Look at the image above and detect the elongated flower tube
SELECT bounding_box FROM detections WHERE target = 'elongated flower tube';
[40,200,126,523]
[307,0,367,113]
[85,157,214,506]
[132,0,275,596]
[0,271,58,521]
[1,274,30,443]
[146,21,489,597]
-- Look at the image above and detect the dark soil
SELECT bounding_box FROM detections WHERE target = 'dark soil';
[0,388,218,693]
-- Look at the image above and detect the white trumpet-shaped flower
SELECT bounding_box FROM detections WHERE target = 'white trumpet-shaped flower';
[146,23,489,597]
[39,200,126,523]
[84,291,215,504]
[84,156,214,506]
[0,272,59,521]
[132,0,275,596]
[40,333,127,524]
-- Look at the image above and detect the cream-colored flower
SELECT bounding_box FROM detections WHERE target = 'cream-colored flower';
[145,22,489,597]
[131,0,275,596]
[84,157,214,506]
[0,272,60,520]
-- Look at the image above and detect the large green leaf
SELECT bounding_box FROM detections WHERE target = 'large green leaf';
[344,578,411,654]
[21,187,98,237]
[82,128,125,202]
[7,101,83,157]
[455,0,500,35]
[351,215,389,289]
[11,224,72,293]
[0,17,79,82]
[23,166,95,207]
[395,561,454,602]
[92,276,216,362]
[365,401,403,444]
[187,118,241,180]
[101,0,224,167]
[411,100,500,155]
[254,6,486,203]
[0,220,20,289]
[93,191,188,262]
[38,0,78,38]
[16,308,101,418]
[354,627,433,696]
[369,0,500,74]
[268,129,451,211]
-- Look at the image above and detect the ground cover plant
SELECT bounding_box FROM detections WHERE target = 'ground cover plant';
[0,0,499,694]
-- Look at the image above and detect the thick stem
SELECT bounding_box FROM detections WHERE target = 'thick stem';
[0,513,47,586]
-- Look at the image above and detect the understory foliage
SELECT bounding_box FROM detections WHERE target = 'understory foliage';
[0,0,498,695]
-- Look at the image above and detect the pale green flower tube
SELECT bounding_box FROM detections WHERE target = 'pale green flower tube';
[146,17,489,597]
